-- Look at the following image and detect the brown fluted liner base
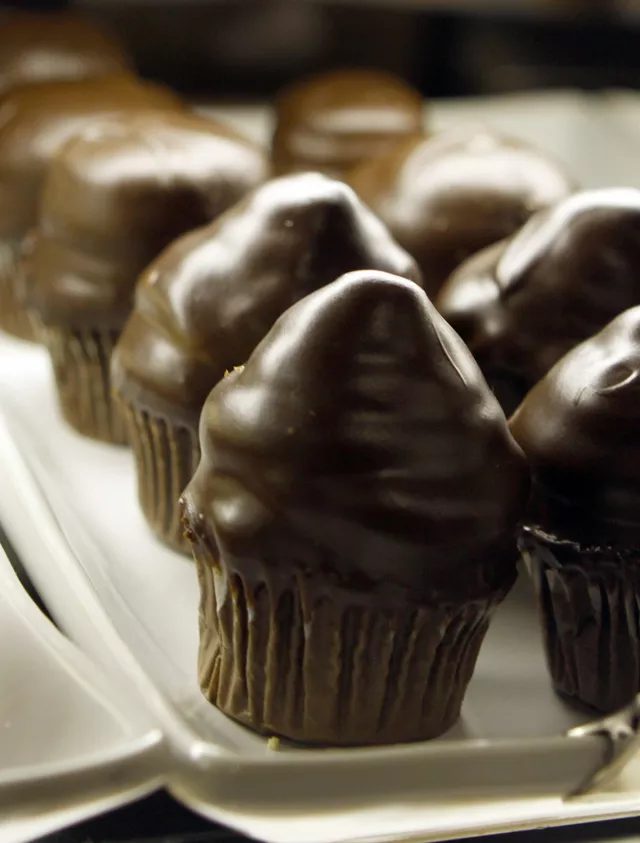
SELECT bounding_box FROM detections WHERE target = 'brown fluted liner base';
[121,403,199,554]
[520,526,640,714]
[39,324,127,444]
[192,542,508,746]
[0,240,36,341]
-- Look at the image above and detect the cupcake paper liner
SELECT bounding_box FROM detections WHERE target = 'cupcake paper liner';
[39,324,127,444]
[121,402,199,554]
[0,239,36,341]
[192,539,508,746]
[520,525,640,714]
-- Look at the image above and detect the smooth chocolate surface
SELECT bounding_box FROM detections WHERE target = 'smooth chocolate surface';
[25,110,267,328]
[437,188,640,415]
[183,269,529,603]
[271,69,423,179]
[112,173,421,425]
[511,306,640,548]
[0,74,183,241]
[0,11,131,97]
[349,125,574,298]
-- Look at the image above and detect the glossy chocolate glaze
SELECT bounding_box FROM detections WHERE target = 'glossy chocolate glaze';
[437,189,640,415]
[112,173,421,425]
[0,11,131,97]
[349,125,575,298]
[183,270,529,603]
[0,74,182,241]
[271,69,423,179]
[511,306,640,548]
[25,111,267,328]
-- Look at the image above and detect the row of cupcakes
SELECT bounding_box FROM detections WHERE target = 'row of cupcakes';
[0,9,577,344]
[177,267,640,741]
[2,17,637,744]
[23,169,640,741]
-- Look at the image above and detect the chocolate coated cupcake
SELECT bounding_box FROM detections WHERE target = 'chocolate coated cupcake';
[111,173,420,552]
[0,74,182,340]
[271,69,423,179]
[25,110,266,444]
[437,188,640,416]
[181,269,530,745]
[511,307,640,713]
[349,125,574,299]
[0,10,131,98]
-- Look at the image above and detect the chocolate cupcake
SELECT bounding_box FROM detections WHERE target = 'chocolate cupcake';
[0,74,182,340]
[437,188,640,416]
[349,125,574,299]
[511,306,640,713]
[0,10,131,98]
[271,69,423,179]
[111,173,420,552]
[181,269,530,746]
[24,110,266,445]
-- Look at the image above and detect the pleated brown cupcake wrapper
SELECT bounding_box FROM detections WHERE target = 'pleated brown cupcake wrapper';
[194,547,506,746]
[38,322,127,444]
[120,402,199,554]
[520,526,640,714]
[0,239,36,341]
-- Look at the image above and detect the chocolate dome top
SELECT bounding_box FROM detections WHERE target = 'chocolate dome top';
[0,74,182,240]
[183,270,529,602]
[437,188,640,414]
[271,69,423,179]
[349,124,574,298]
[0,11,131,97]
[510,306,640,547]
[25,110,267,328]
[111,172,421,424]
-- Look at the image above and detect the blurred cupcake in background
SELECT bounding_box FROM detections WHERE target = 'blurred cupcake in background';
[24,109,267,444]
[271,68,423,180]
[437,188,640,415]
[0,10,132,98]
[0,74,182,340]
[349,124,574,299]
[511,306,640,713]
[111,172,420,552]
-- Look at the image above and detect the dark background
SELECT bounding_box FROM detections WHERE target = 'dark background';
[3,1,640,101]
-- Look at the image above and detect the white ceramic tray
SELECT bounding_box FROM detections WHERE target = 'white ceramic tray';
[0,542,165,843]
[3,92,640,843]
